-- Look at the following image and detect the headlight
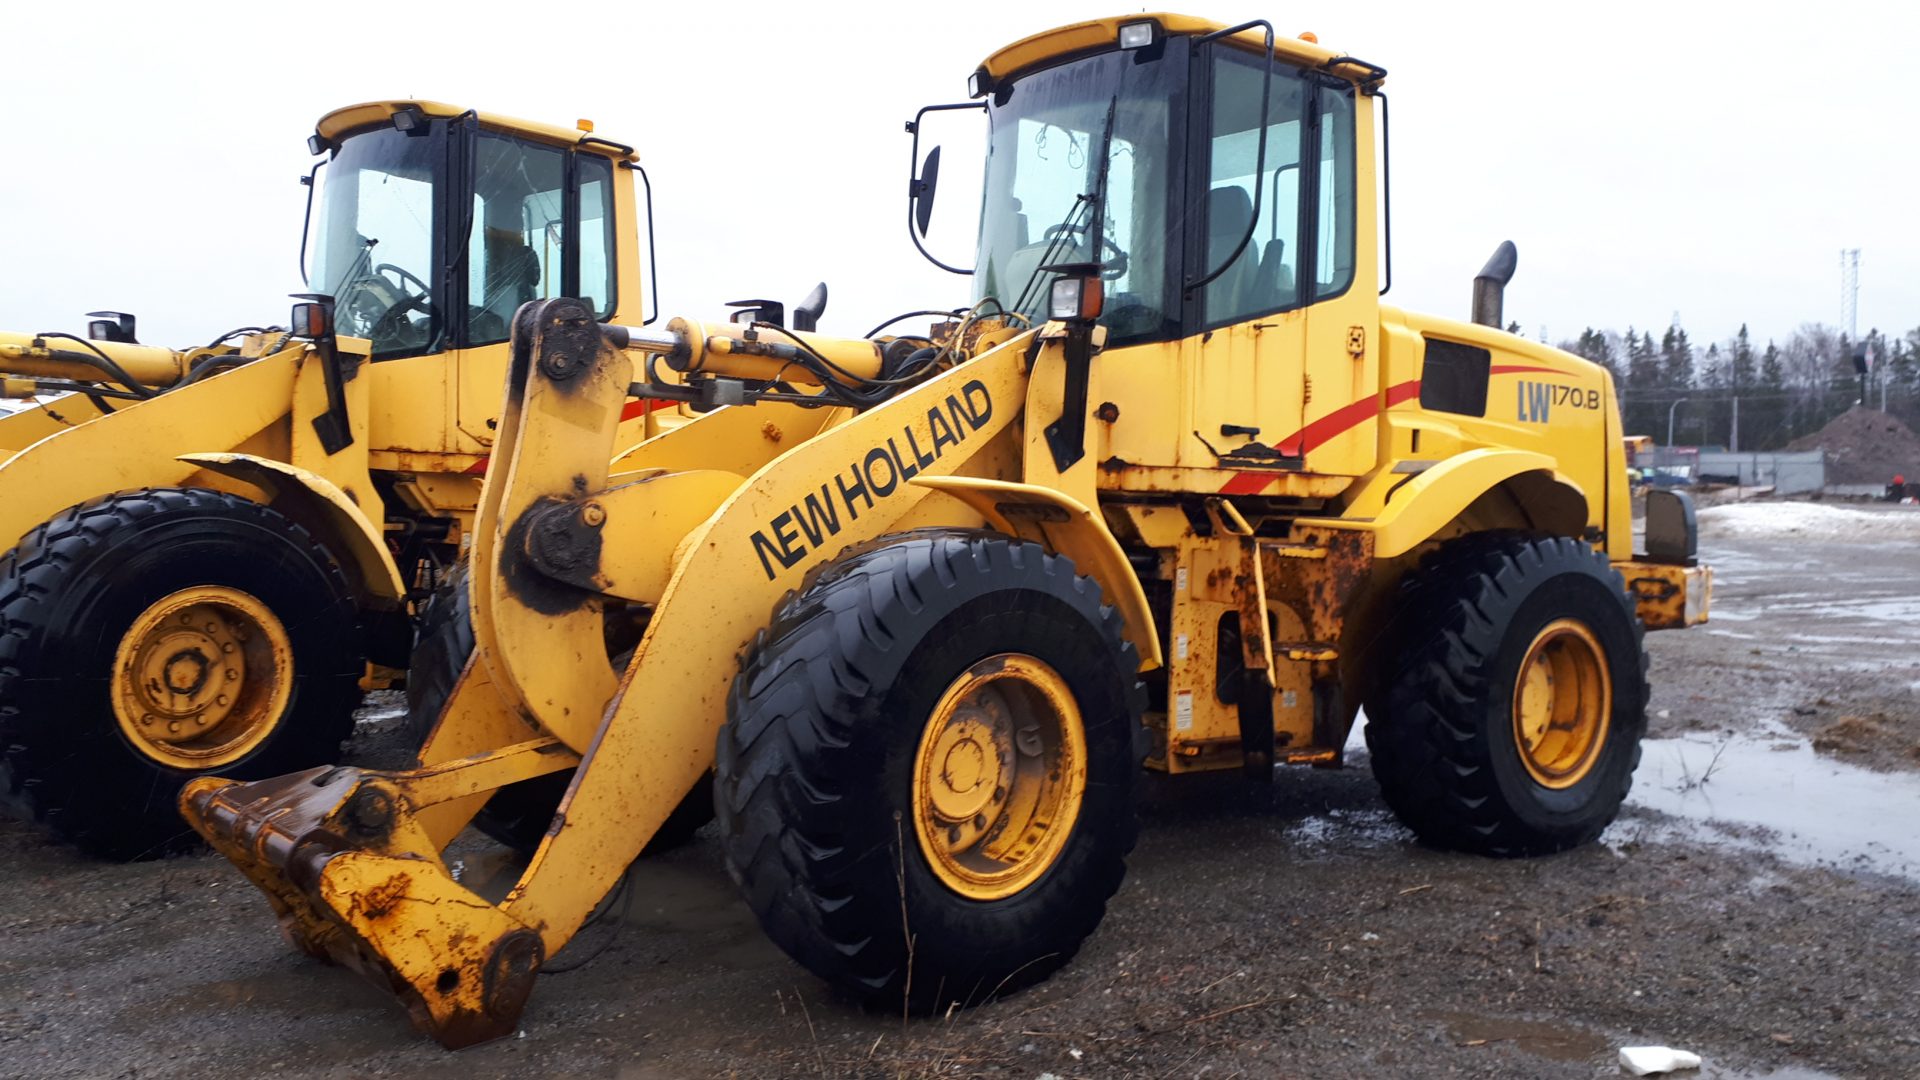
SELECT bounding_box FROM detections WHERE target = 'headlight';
[1118,20,1157,49]
[1049,276,1104,322]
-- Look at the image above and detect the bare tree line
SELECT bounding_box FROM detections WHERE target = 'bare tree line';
[1546,321,1920,449]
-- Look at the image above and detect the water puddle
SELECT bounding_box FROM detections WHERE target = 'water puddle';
[1424,1009,1606,1062]
[1424,1010,1844,1078]
[1624,723,1920,879]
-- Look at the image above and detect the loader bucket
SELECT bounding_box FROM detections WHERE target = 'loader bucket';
[182,767,548,1048]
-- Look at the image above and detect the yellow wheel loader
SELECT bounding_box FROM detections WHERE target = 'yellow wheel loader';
[0,101,694,859]
[183,13,1712,1047]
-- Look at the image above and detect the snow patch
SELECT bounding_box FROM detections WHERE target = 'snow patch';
[1696,501,1920,541]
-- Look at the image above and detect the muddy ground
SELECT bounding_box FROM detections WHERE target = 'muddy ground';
[3,502,1918,1079]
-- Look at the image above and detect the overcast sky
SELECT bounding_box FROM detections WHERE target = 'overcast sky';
[3,1,1913,354]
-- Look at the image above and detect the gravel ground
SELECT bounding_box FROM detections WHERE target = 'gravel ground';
[3,504,1918,1079]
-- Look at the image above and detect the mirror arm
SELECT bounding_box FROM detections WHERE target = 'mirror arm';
[904,101,986,276]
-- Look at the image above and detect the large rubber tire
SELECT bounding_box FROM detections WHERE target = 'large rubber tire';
[1364,534,1648,856]
[0,488,364,860]
[717,530,1145,1013]
[404,562,713,855]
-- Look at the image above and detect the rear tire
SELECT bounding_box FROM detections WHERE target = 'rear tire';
[404,561,713,854]
[717,530,1144,1012]
[0,488,364,860]
[1364,535,1648,856]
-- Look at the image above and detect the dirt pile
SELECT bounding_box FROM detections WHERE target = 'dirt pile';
[1786,405,1920,484]
[1812,713,1920,765]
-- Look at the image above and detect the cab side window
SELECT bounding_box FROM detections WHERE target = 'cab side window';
[468,135,566,346]
[575,154,616,319]
[1201,52,1307,328]
[1312,88,1357,302]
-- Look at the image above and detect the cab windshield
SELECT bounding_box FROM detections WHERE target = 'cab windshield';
[973,46,1181,344]
[311,126,442,356]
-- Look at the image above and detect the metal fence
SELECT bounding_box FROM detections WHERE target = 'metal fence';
[1693,450,1826,494]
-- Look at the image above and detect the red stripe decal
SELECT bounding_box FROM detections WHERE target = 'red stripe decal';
[1214,362,1569,493]
[619,398,664,422]
[1217,378,1423,494]
[463,399,662,478]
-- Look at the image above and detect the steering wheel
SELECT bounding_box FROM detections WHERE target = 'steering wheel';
[336,262,431,345]
[375,262,431,299]
[1040,223,1129,281]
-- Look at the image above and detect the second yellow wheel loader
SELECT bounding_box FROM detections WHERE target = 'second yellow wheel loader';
[0,102,691,859]
[184,12,1710,1047]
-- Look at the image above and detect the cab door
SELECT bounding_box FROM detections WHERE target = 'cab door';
[1175,47,1312,475]
[1296,78,1380,479]
[451,134,620,455]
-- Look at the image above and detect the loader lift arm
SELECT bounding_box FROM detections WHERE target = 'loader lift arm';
[181,297,1053,1046]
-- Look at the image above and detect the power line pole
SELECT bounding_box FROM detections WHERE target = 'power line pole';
[1842,248,1865,407]
[1841,248,1860,341]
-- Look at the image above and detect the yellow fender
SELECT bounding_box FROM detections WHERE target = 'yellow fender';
[913,475,1162,671]
[0,352,298,554]
[180,452,406,606]
[1309,447,1586,559]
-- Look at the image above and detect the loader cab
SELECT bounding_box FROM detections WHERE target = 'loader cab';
[305,101,645,460]
[932,16,1385,493]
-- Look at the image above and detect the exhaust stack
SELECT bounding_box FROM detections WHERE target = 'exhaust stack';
[1471,240,1518,329]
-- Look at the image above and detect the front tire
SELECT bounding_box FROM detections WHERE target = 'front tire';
[0,488,364,860]
[717,530,1144,1012]
[1365,535,1648,856]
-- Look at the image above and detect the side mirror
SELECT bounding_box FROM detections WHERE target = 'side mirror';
[912,145,942,237]
[792,282,828,333]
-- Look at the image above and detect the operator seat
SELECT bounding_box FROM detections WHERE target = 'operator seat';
[1257,238,1295,306]
[485,245,542,317]
[1204,186,1261,324]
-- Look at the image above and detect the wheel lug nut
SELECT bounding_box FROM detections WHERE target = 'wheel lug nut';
[993,785,1006,802]
[167,721,181,734]
[205,622,218,634]
[226,669,238,681]
[216,695,229,707]
[973,814,987,829]
[222,643,235,654]
[947,826,961,844]
[141,714,154,726]
[195,715,208,726]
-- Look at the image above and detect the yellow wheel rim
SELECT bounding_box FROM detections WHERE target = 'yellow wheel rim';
[111,586,294,770]
[1510,618,1611,789]
[912,653,1087,901]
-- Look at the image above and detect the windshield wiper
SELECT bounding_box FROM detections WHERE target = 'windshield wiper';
[1007,94,1121,320]
[1008,193,1095,318]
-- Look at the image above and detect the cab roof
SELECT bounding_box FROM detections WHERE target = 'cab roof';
[313,101,637,161]
[978,13,1385,90]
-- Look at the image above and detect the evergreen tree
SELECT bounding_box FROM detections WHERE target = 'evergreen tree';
[1756,341,1787,448]
[1567,327,1618,381]
[1626,327,1659,389]
[1702,343,1725,388]
[1730,324,1755,393]
[1661,325,1694,390]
